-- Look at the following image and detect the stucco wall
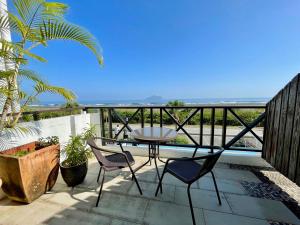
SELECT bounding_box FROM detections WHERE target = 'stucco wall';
[0,112,101,150]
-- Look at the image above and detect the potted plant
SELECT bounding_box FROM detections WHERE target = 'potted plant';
[0,136,60,203]
[60,127,95,187]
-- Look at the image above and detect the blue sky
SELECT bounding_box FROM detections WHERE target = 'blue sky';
[15,0,300,102]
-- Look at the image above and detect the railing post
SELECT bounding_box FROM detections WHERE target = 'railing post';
[150,108,153,127]
[82,107,87,114]
[108,109,113,138]
[210,108,215,153]
[141,108,144,128]
[199,108,203,146]
[222,108,227,148]
[99,109,106,145]
[160,108,163,127]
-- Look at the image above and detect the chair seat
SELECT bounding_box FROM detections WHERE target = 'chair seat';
[166,160,202,183]
[105,151,135,169]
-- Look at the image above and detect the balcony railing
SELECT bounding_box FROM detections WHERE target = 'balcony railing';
[84,105,266,152]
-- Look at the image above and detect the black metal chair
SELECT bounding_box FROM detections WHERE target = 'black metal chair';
[87,137,143,207]
[155,148,224,225]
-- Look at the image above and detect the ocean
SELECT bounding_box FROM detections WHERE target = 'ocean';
[33,97,269,107]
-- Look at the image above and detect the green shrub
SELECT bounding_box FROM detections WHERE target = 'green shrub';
[173,135,189,144]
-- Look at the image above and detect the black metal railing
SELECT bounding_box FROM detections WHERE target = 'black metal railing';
[83,105,266,152]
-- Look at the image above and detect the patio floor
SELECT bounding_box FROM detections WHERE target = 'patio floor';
[0,156,300,225]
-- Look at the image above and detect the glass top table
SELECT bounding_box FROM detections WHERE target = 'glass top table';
[132,127,177,143]
[132,127,177,193]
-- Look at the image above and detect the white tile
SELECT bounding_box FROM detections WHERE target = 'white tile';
[204,210,270,225]
[159,173,198,188]
[45,208,111,225]
[174,186,232,213]
[225,193,300,225]
[213,168,260,182]
[91,193,148,222]
[129,180,175,202]
[144,200,205,225]
[198,176,247,194]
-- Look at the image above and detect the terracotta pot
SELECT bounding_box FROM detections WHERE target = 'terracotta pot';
[0,178,5,200]
[0,142,60,203]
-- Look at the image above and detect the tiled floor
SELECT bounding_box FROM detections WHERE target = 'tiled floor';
[0,156,299,225]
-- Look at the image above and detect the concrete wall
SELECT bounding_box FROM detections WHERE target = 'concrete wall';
[0,112,97,150]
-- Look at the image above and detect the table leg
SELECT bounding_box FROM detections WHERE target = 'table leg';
[132,145,151,174]
[157,144,166,163]
[151,143,162,193]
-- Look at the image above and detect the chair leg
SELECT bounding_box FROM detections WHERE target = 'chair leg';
[96,169,105,207]
[155,169,166,196]
[148,144,152,166]
[187,184,196,225]
[97,166,102,183]
[211,171,221,205]
[129,167,143,195]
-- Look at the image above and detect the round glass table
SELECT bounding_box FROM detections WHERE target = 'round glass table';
[132,127,177,192]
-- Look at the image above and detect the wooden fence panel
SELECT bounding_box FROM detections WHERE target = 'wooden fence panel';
[275,85,290,171]
[263,73,300,185]
[288,76,300,181]
[270,92,282,166]
[265,100,275,162]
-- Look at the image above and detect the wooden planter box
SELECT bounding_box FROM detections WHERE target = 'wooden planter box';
[0,142,60,203]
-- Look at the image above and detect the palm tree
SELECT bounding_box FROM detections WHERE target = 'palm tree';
[0,0,103,131]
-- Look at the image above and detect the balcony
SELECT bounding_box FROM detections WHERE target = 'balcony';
[1,96,300,225]
[0,155,299,225]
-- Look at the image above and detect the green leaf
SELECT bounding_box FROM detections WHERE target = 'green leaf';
[18,69,44,83]
[0,39,46,62]
[40,20,103,65]
[34,81,76,101]
[42,2,68,17]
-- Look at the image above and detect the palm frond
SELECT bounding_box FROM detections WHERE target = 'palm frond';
[13,0,43,26]
[34,82,76,101]
[42,2,68,18]
[0,124,41,150]
[18,69,44,83]
[40,20,103,65]
[6,11,28,36]
[0,69,15,79]
[0,14,10,33]
[12,0,67,31]
[0,39,46,62]
[18,90,27,100]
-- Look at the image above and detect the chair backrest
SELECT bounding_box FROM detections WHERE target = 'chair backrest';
[87,138,112,167]
[198,149,224,177]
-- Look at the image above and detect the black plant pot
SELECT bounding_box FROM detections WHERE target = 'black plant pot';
[60,161,88,187]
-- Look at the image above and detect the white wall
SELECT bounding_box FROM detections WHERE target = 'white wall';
[0,112,97,150]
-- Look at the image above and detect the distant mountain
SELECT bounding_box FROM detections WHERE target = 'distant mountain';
[144,95,164,103]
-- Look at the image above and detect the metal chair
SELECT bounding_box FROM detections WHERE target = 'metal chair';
[155,148,224,225]
[87,137,143,207]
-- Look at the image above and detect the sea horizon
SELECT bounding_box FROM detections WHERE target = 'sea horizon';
[29,97,270,107]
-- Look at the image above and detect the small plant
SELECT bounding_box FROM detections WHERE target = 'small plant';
[62,126,96,167]
[37,136,59,149]
[12,149,33,157]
